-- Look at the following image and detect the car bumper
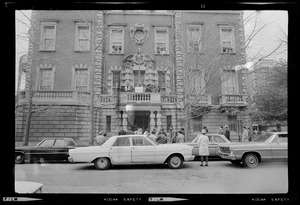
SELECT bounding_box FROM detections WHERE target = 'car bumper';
[184,155,195,161]
[68,157,74,163]
[217,152,237,160]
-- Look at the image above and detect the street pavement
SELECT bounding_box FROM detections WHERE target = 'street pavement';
[15,161,288,194]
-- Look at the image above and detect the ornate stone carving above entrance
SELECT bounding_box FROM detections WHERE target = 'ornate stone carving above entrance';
[130,23,149,45]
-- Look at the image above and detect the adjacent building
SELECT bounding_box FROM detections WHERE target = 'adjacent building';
[16,10,250,145]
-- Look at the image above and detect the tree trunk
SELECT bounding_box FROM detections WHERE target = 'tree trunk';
[23,96,32,146]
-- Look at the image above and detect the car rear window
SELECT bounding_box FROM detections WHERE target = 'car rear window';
[113,137,130,146]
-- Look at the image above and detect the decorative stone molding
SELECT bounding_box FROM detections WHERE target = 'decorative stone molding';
[130,23,149,45]
[174,11,185,102]
[94,11,104,95]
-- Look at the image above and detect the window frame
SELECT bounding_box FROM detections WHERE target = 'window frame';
[36,65,55,91]
[219,26,235,54]
[109,26,125,54]
[74,22,91,52]
[222,70,239,94]
[187,24,202,54]
[39,22,57,51]
[73,66,90,92]
[154,27,169,55]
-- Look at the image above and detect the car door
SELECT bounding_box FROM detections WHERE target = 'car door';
[109,137,132,164]
[211,135,227,157]
[51,139,68,161]
[31,139,55,161]
[131,136,156,163]
[270,134,288,161]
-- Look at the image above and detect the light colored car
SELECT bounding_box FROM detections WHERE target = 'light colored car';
[68,135,195,170]
[186,134,231,159]
[217,132,288,168]
[15,181,43,194]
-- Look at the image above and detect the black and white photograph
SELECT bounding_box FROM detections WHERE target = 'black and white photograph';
[6,1,298,203]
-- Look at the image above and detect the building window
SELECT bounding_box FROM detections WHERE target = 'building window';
[75,23,91,52]
[158,71,166,92]
[38,68,54,90]
[228,115,237,132]
[187,25,202,53]
[154,27,169,54]
[40,22,57,51]
[192,116,202,133]
[133,70,145,87]
[112,71,120,88]
[166,116,172,132]
[106,116,111,133]
[219,26,235,54]
[109,27,124,54]
[75,68,89,91]
[222,70,239,94]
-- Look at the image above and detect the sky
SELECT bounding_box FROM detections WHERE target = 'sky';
[15,10,288,91]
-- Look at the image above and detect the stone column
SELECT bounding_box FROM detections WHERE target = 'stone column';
[150,111,156,131]
[122,112,128,131]
[156,112,162,131]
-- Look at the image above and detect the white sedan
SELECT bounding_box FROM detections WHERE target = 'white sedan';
[68,135,195,170]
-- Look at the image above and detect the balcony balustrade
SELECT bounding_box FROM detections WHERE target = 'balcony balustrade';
[219,94,248,106]
[18,90,117,107]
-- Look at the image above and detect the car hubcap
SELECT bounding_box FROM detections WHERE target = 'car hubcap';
[247,155,257,167]
[171,157,180,167]
[16,155,21,161]
[98,159,107,168]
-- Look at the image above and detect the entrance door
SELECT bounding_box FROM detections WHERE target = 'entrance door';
[131,111,150,132]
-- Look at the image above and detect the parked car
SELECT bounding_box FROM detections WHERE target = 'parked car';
[15,138,87,164]
[68,135,195,170]
[185,133,231,160]
[15,181,43,194]
[217,132,288,168]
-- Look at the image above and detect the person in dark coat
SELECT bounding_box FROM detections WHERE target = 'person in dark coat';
[224,125,230,141]
[118,128,127,135]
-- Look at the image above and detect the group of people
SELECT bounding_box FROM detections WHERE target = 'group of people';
[118,126,185,144]
[218,125,231,141]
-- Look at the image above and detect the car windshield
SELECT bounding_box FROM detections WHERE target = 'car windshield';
[73,138,85,146]
[253,133,273,142]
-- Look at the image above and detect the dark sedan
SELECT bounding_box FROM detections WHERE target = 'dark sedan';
[15,138,86,164]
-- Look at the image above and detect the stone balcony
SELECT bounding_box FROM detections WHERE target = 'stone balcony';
[219,94,248,106]
[18,90,213,108]
[18,90,117,108]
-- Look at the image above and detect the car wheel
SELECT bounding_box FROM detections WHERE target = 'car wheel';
[243,153,259,168]
[94,157,111,170]
[230,160,242,165]
[15,153,25,164]
[167,155,183,169]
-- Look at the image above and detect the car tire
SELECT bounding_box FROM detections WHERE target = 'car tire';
[94,157,111,170]
[242,153,259,168]
[167,155,183,169]
[230,160,242,165]
[15,153,25,164]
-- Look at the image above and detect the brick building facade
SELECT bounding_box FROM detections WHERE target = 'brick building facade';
[16,10,250,145]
